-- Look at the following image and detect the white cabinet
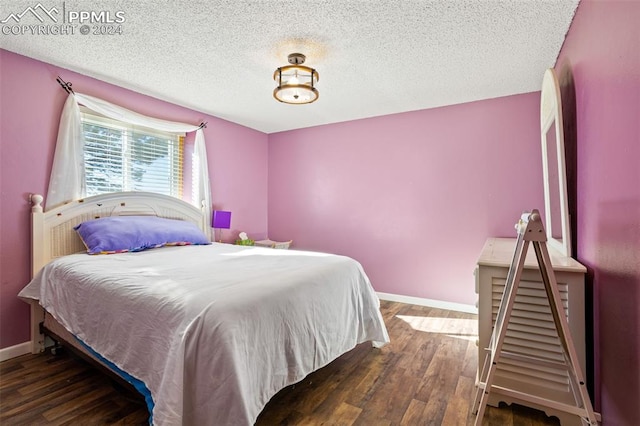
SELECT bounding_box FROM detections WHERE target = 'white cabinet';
[475,238,587,425]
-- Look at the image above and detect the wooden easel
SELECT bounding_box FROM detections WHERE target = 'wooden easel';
[472,210,597,425]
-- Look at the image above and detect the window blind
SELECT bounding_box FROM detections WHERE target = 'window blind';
[81,110,184,198]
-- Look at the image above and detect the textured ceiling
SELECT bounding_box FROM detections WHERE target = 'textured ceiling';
[0,1,579,133]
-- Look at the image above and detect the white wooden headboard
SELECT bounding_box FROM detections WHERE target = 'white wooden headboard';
[30,191,210,277]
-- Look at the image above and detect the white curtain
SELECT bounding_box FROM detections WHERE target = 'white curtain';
[46,93,212,231]
[47,95,86,208]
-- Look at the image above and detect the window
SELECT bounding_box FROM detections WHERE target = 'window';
[81,109,184,198]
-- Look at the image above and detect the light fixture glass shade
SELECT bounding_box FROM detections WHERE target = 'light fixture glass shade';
[273,64,319,104]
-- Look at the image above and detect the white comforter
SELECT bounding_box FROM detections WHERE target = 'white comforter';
[19,243,389,425]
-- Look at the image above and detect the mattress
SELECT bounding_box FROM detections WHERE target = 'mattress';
[19,243,389,425]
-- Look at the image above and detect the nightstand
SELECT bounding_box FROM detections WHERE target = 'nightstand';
[254,239,292,249]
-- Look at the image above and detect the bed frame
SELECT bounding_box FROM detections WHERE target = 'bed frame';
[27,192,210,354]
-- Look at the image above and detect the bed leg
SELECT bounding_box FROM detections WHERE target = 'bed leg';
[50,341,63,356]
[30,302,46,354]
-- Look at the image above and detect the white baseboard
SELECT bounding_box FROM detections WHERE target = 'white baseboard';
[0,341,31,362]
[377,292,477,314]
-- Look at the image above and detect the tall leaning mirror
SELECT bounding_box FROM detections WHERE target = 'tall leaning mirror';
[540,68,571,257]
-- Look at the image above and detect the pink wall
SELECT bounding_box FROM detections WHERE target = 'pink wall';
[0,50,269,349]
[268,93,544,305]
[5,3,637,422]
[555,0,640,423]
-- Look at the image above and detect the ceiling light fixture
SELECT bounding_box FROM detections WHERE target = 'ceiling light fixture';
[273,53,319,104]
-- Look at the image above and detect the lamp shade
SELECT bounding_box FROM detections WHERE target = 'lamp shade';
[273,53,319,105]
[212,210,232,229]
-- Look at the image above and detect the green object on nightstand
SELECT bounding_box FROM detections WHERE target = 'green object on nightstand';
[235,239,254,246]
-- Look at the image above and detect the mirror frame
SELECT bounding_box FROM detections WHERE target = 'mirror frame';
[540,68,571,257]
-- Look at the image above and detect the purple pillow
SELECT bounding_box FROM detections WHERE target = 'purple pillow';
[74,216,210,254]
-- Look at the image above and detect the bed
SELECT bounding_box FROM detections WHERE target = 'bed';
[18,192,389,425]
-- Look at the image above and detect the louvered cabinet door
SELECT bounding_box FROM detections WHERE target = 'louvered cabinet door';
[475,238,587,425]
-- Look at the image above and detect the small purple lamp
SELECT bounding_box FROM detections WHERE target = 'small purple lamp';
[212,210,232,242]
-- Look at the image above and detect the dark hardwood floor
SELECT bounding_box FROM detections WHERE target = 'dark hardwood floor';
[1,300,560,425]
